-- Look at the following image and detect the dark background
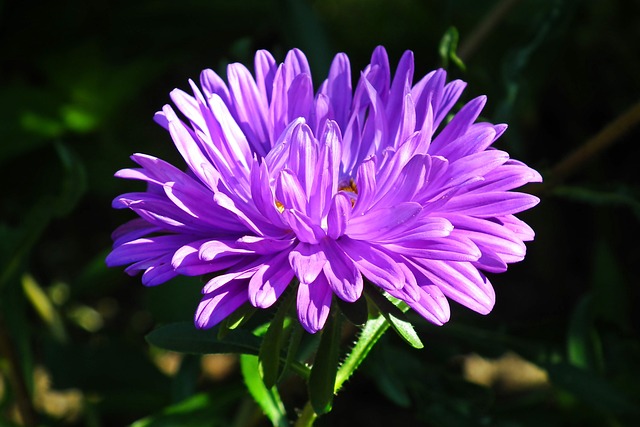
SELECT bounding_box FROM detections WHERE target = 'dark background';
[1,0,639,426]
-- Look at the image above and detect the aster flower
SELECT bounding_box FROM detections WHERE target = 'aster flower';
[107,46,541,334]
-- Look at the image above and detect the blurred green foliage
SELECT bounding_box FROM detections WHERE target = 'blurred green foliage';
[1,0,639,426]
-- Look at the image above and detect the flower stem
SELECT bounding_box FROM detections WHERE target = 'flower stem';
[292,314,391,426]
[551,99,640,182]
[335,314,390,393]
[458,0,521,61]
[294,402,318,427]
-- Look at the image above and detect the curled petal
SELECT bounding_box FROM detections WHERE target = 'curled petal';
[196,282,250,329]
[289,242,327,284]
[327,192,352,239]
[248,251,295,308]
[321,239,363,302]
[339,238,404,291]
[347,202,422,241]
[440,192,540,217]
[412,259,495,315]
[297,273,333,334]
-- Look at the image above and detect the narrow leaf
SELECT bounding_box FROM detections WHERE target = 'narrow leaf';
[308,311,341,415]
[131,389,242,427]
[335,315,389,393]
[365,289,424,349]
[218,303,257,339]
[240,354,288,427]
[21,274,67,342]
[439,26,466,71]
[146,322,261,355]
[567,293,603,371]
[281,320,304,383]
[259,292,294,388]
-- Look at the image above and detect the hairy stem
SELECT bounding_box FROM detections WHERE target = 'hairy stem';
[292,314,391,426]
[334,315,390,393]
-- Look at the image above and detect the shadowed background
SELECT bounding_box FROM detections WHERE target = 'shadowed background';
[1,0,639,426]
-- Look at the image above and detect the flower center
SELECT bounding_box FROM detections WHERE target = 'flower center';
[339,178,358,194]
[339,179,358,207]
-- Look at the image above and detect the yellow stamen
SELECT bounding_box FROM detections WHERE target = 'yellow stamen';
[275,200,284,213]
[339,178,358,194]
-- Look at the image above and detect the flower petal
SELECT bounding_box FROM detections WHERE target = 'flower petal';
[339,238,404,291]
[440,192,540,217]
[227,62,270,156]
[382,234,481,262]
[327,192,352,239]
[173,241,246,276]
[288,242,327,284]
[254,50,277,105]
[276,169,307,213]
[107,235,191,267]
[248,251,295,308]
[323,52,352,129]
[297,273,333,333]
[413,259,495,315]
[196,282,249,329]
[347,202,422,241]
[406,285,450,325]
[320,239,363,302]
[447,214,527,263]
[429,95,487,154]
[281,209,325,244]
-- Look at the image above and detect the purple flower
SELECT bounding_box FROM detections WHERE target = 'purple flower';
[107,46,541,334]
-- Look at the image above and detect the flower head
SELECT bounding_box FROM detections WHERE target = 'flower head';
[107,46,541,333]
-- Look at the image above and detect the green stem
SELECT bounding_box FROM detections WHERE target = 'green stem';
[551,100,640,182]
[458,0,521,61]
[285,357,311,380]
[334,314,390,393]
[529,99,640,195]
[293,312,392,426]
[294,401,318,427]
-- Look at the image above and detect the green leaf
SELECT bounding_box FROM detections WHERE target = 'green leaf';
[146,322,261,355]
[218,303,257,339]
[21,274,67,342]
[130,388,242,427]
[567,293,603,371]
[308,311,341,415]
[335,314,390,393]
[281,320,304,384]
[240,354,288,427]
[366,342,416,407]
[259,293,294,388]
[365,289,424,349]
[439,26,466,71]
[384,309,424,350]
[591,239,631,329]
[52,141,87,216]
